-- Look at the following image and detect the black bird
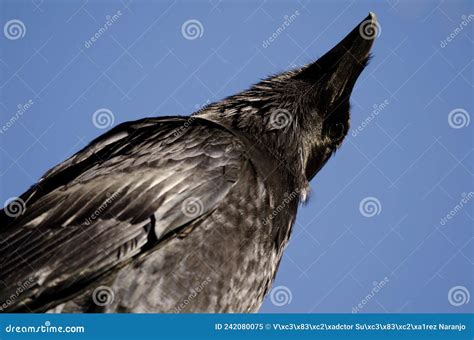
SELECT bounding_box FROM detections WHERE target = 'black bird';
[0,13,377,312]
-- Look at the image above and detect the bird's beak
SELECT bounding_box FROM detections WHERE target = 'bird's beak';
[295,12,378,104]
[327,12,378,67]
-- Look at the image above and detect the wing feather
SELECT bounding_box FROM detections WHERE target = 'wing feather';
[0,117,246,312]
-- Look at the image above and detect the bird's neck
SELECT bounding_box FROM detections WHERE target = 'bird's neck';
[195,112,310,202]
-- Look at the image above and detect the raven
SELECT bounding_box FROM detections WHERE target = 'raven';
[0,13,377,312]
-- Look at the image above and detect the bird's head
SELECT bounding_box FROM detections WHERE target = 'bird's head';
[197,13,377,187]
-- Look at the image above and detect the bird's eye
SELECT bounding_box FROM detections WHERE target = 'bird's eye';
[328,123,345,142]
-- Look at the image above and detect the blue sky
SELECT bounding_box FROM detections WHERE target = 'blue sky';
[0,0,472,313]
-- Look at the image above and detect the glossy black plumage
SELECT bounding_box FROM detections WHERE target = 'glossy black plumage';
[0,13,377,312]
